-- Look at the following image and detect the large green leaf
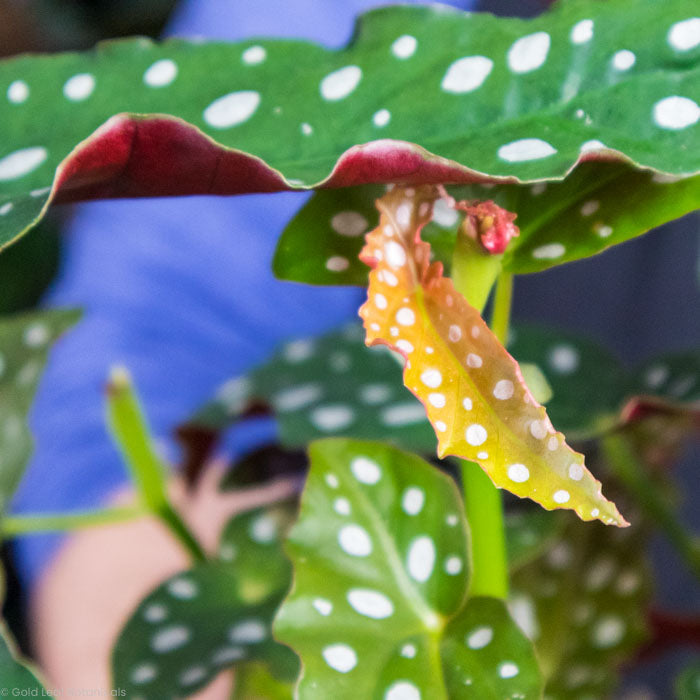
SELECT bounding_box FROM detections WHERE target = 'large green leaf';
[2,0,700,249]
[275,438,543,699]
[112,502,298,698]
[510,510,652,698]
[274,162,700,285]
[0,308,81,521]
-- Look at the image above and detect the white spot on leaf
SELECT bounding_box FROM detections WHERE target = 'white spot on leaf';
[668,18,700,52]
[322,643,357,673]
[441,56,493,93]
[392,35,417,59]
[320,66,362,101]
[570,19,594,45]
[203,91,260,128]
[63,73,95,101]
[508,32,551,73]
[0,147,48,181]
[347,589,394,619]
[407,536,435,582]
[144,59,178,87]
[351,456,381,484]
[498,138,557,162]
[653,96,700,130]
[339,524,373,557]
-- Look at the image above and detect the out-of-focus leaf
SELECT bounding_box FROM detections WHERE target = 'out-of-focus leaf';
[630,351,700,408]
[0,623,44,691]
[181,325,698,479]
[2,1,700,249]
[675,657,700,699]
[0,308,81,521]
[359,185,625,525]
[506,509,566,572]
[274,162,700,287]
[232,662,294,700]
[275,437,543,699]
[179,323,438,463]
[0,569,45,690]
[510,513,652,698]
[507,324,625,438]
[112,502,298,698]
[0,218,61,314]
[273,184,456,286]
[219,445,308,491]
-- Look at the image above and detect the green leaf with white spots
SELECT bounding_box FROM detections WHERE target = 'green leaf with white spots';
[275,438,543,699]
[218,502,297,605]
[112,503,299,699]
[275,161,700,287]
[180,323,437,463]
[2,0,700,250]
[273,185,456,286]
[0,308,81,521]
[510,513,652,698]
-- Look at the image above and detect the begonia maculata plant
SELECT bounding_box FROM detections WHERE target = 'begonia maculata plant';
[0,0,698,697]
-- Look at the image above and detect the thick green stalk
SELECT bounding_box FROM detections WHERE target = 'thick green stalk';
[451,230,503,314]
[106,367,206,563]
[459,459,509,599]
[490,272,514,345]
[452,246,511,599]
[602,431,700,582]
[2,506,143,536]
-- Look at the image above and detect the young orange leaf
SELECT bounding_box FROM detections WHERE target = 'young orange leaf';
[359,186,627,527]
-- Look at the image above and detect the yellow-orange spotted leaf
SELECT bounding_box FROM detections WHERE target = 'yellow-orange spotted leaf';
[358,186,626,527]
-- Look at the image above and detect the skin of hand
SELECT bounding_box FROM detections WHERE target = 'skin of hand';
[29,462,299,698]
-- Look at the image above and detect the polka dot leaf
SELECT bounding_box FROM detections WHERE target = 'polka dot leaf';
[0,308,81,522]
[2,0,700,251]
[275,160,700,287]
[510,510,652,698]
[359,185,626,526]
[112,503,299,698]
[274,437,543,699]
[180,322,438,462]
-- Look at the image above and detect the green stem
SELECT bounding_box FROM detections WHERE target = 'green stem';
[106,367,206,563]
[490,272,514,345]
[459,459,509,599]
[451,232,502,315]
[602,431,700,582]
[451,242,512,599]
[2,506,144,536]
